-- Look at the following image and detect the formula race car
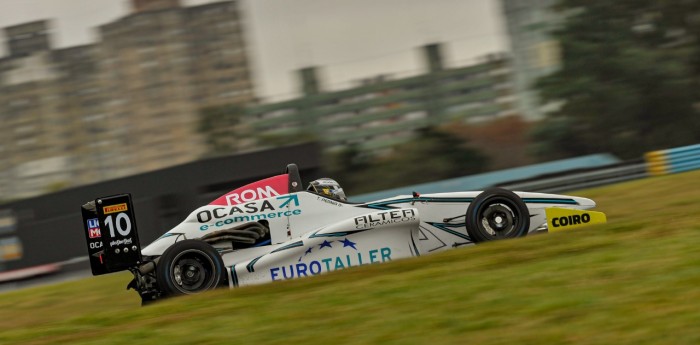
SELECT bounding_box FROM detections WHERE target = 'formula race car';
[81,164,606,304]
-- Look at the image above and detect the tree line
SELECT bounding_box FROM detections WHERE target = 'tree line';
[534,0,700,159]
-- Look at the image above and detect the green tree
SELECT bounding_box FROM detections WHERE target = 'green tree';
[198,104,243,157]
[255,131,319,148]
[325,144,370,192]
[535,0,700,159]
[328,128,489,194]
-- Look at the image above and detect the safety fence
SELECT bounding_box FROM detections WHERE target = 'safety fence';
[645,143,700,176]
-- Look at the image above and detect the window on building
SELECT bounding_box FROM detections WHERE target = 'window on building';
[16,138,37,146]
[14,125,35,134]
[82,113,106,122]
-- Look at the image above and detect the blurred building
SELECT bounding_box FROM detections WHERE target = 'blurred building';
[0,0,254,199]
[98,0,254,174]
[0,21,102,199]
[245,43,516,152]
[501,0,562,120]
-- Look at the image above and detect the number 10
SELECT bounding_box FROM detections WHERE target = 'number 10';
[105,213,132,237]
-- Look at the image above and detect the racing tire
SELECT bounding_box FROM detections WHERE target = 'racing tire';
[465,188,530,243]
[156,240,226,296]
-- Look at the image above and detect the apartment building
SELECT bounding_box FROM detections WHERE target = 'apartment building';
[98,0,253,173]
[0,21,83,198]
[0,0,254,199]
[245,44,516,152]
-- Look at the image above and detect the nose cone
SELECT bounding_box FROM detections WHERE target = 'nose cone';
[573,196,597,209]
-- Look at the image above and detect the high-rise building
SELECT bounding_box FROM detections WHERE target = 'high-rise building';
[0,21,83,198]
[501,0,562,120]
[53,44,118,184]
[98,0,254,174]
[0,0,254,199]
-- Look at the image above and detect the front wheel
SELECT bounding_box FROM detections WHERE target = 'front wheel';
[465,188,530,243]
[156,240,226,296]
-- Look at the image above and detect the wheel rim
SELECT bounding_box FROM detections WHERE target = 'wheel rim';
[170,249,217,294]
[479,202,518,238]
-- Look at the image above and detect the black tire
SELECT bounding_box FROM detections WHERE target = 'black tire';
[465,188,530,243]
[156,240,226,296]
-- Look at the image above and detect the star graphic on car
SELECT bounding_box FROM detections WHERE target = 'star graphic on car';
[340,238,357,250]
[319,240,333,249]
[304,247,313,255]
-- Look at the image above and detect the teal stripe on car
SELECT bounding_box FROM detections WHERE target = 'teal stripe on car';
[246,255,264,273]
[270,241,304,254]
[365,197,475,210]
[521,198,578,205]
[426,222,470,241]
[230,265,239,287]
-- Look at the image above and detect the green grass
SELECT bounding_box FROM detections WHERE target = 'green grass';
[1,171,699,344]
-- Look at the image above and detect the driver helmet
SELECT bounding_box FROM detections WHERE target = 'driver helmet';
[307,178,347,201]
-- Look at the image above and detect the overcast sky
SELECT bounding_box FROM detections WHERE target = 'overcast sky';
[0,0,508,101]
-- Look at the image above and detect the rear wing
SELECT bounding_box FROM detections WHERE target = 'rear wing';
[208,163,304,206]
[81,194,143,276]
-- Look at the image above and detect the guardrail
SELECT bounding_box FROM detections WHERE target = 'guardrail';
[645,144,700,176]
[499,143,700,193]
[351,154,621,202]
[497,160,648,193]
[356,144,700,200]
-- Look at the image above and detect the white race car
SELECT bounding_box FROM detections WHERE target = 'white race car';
[81,164,606,304]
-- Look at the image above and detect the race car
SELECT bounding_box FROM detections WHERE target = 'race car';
[81,164,606,304]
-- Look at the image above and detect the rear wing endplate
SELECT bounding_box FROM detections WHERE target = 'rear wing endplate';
[81,194,142,276]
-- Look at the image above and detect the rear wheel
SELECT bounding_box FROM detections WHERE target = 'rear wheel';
[156,240,226,296]
[465,188,530,243]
